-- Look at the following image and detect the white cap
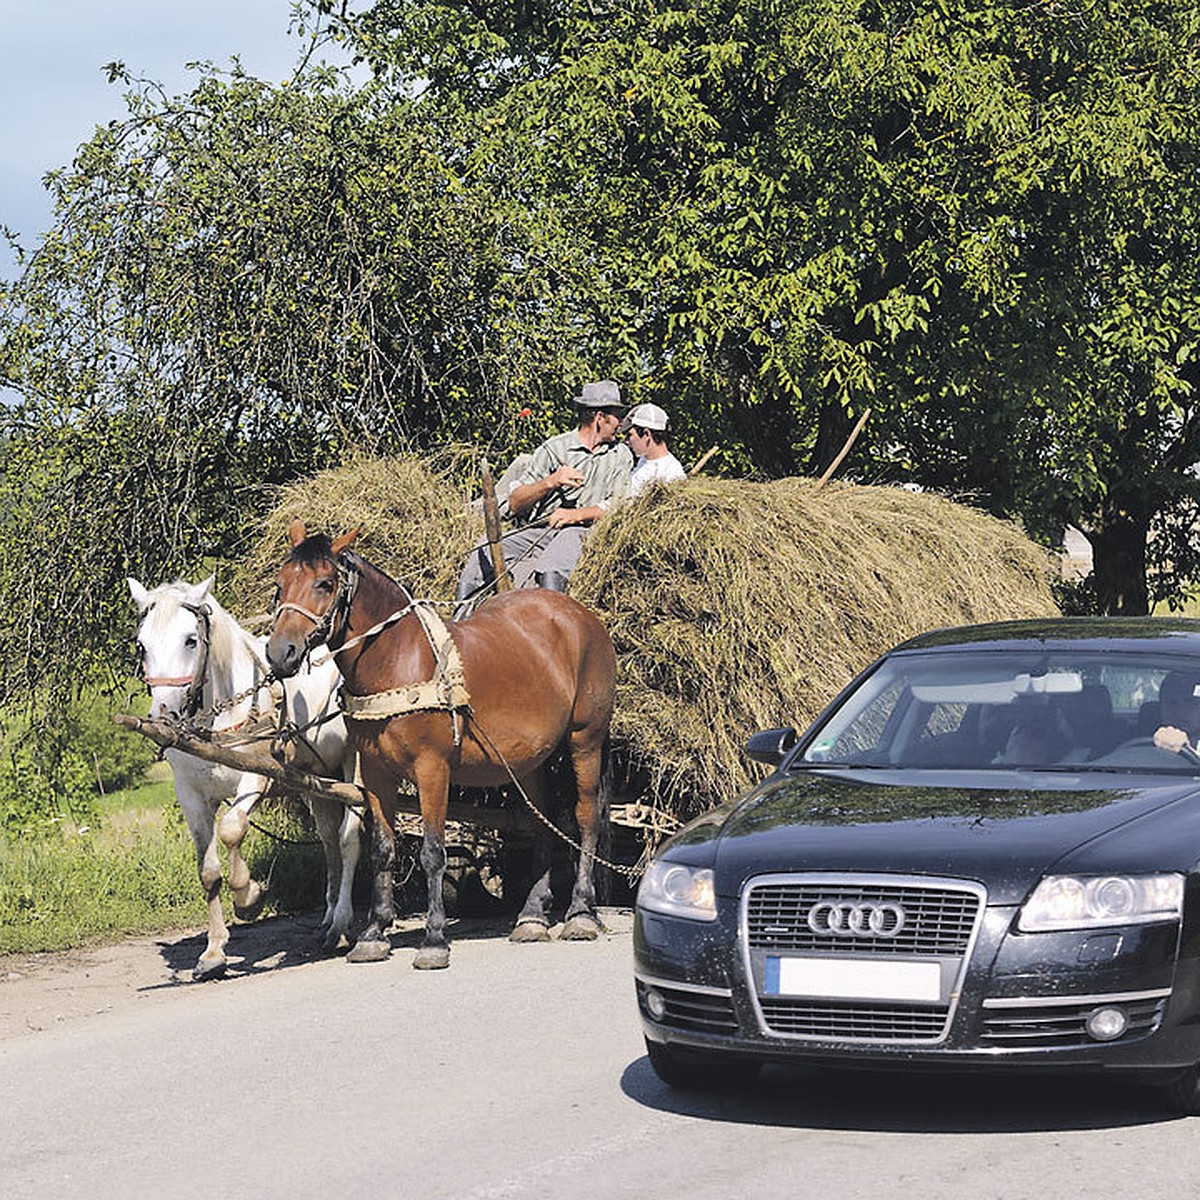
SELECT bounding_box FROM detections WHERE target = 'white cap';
[619,402,669,433]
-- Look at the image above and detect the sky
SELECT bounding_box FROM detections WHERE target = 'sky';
[0,1,348,279]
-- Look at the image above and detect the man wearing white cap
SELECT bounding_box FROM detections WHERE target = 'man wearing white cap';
[621,402,686,498]
[456,380,634,602]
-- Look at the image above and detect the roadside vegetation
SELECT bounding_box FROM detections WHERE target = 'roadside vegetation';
[0,703,329,954]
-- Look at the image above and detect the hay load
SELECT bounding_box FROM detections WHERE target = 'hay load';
[571,477,1057,820]
[235,457,1058,827]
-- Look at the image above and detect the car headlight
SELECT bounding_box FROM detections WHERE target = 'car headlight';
[1018,873,1184,932]
[636,860,717,922]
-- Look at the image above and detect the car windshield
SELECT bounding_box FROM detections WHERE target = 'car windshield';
[800,649,1200,774]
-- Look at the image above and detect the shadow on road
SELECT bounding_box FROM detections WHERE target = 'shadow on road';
[620,1055,1185,1133]
[146,910,539,987]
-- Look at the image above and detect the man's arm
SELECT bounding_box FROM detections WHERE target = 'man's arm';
[545,504,605,527]
[508,463,585,520]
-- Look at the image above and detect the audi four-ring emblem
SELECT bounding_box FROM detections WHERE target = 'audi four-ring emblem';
[806,901,907,937]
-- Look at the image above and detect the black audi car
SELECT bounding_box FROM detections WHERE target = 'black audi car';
[634,618,1200,1112]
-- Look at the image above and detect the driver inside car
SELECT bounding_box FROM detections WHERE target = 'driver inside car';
[1153,671,1200,754]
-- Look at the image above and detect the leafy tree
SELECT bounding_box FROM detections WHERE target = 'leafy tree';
[3,0,1200,730]
[325,0,1200,612]
[0,58,596,702]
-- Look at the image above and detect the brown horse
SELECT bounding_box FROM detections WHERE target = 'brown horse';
[266,521,616,969]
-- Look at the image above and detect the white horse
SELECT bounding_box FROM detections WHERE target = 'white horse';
[127,576,362,981]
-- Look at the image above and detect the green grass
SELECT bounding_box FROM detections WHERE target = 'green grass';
[0,766,333,955]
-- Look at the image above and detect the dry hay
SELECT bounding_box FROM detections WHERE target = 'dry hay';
[232,456,1058,827]
[569,476,1059,822]
[231,451,483,616]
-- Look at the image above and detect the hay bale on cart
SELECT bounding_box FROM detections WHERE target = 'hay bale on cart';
[231,456,1058,896]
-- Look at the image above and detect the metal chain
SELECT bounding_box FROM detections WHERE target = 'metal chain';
[467,713,645,880]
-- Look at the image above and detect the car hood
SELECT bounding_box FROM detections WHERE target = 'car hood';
[698,770,1200,905]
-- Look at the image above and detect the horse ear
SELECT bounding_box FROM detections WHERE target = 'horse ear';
[288,518,308,547]
[182,576,214,606]
[127,577,151,612]
[332,526,364,556]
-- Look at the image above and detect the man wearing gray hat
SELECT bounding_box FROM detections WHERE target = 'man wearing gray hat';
[456,380,634,602]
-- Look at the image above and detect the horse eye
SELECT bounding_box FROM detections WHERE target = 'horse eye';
[316,579,335,594]
[185,634,198,649]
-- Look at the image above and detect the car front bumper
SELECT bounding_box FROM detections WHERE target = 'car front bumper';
[634,879,1200,1073]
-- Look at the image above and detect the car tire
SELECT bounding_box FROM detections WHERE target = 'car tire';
[1155,1063,1200,1116]
[644,1038,760,1091]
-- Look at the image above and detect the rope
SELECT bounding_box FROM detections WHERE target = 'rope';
[467,715,644,880]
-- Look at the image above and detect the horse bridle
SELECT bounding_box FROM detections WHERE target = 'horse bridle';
[140,600,212,720]
[273,552,361,656]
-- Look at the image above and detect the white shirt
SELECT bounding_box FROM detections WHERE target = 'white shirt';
[629,452,686,498]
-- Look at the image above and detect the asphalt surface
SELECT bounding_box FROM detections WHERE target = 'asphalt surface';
[1,908,1198,1199]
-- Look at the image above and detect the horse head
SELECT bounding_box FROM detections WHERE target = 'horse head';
[267,521,362,678]
[127,575,215,721]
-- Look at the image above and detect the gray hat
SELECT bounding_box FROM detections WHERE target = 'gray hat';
[573,380,623,410]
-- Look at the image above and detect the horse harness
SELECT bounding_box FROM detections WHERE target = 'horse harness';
[274,551,472,745]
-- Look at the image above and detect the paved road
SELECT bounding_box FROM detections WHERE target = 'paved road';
[1,909,1197,1199]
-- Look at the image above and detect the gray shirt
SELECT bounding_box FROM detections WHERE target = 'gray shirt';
[510,430,634,525]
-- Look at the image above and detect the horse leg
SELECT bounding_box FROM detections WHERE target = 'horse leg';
[560,734,609,941]
[309,794,361,951]
[412,756,452,970]
[510,767,554,943]
[218,774,270,921]
[177,790,230,981]
[346,766,396,964]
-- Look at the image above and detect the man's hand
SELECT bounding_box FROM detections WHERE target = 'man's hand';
[547,507,581,528]
[549,465,585,490]
[1154,725,1192,752]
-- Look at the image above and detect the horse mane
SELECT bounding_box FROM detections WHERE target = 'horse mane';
[344,548,413,602]
[290,533,335,566]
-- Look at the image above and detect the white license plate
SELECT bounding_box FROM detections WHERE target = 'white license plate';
[765,956,941,1003]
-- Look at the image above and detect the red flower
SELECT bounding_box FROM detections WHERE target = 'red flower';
[517,407,532,419]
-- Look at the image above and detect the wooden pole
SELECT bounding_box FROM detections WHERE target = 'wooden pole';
[816,407,872,488]
[689,445,720,476]
[480,457,511,590]
[112,714,529,831]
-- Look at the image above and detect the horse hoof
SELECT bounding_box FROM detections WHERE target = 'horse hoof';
[192,956,228,982]
[509,920,552,944]
[346,938,391,963]
[233,882,268,922]
[413,945,451,970]
[321,928,349,954]
[559,914,603,941]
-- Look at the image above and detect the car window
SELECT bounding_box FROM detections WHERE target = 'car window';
[801,650,1200,773]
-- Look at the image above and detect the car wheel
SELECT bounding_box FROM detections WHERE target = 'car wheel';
[644,1038,760,1091]
[1155,1063,1200,1116]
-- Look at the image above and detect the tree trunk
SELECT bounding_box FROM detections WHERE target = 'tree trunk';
[1088,511,1150,616]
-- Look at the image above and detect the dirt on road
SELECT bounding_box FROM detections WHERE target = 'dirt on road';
[0,908,634,1041]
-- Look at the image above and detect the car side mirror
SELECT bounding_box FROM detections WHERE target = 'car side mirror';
[744,727,798,766]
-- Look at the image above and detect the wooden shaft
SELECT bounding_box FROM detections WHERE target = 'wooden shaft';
[816,407,872,487]
[112,713,528,831]
[480,457,511,590]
